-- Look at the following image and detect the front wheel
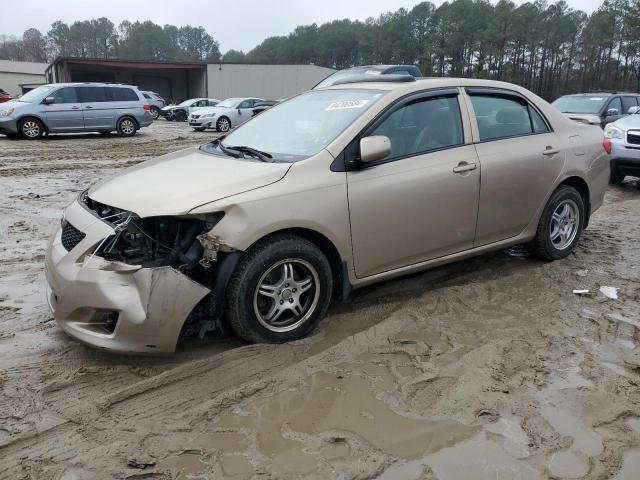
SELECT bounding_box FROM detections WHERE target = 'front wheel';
[18,118,44,139]
[225,235,333,343]
[216,116,231,133]
[609,166,625,185]
[117,117,137,137]
[530,186,584,261]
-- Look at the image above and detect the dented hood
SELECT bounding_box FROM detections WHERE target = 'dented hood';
[88,146,291,217]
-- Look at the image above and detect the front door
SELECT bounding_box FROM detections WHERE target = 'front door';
[236,99,256,126]
[78,86,114,130]
[466,90,564,246]
[347,91,480,278]
[44,87,84,132]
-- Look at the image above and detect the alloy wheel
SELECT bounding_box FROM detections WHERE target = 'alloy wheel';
[22,121,40,138]
[549,199,579,250]
[120,119,135,135]
[253,259,320,333]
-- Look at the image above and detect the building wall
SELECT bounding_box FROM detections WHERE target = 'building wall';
[0,72,47,96]
[206,64,335,100]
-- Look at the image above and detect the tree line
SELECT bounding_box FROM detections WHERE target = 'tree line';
[1,0,640,100]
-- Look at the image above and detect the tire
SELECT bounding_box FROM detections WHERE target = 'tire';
[175,110,187,122]
[530,186,585,261]
[216,116,231,133]
[18,117,44,139]
[225,234,333,343]
[150,107,160,120]
[609,166,625,185]
[193,127,206,132]
[116,117,137,137]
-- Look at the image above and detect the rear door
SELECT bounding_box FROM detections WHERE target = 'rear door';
[347,89,480,278]
[44,86,84,132]
[466,88,564,246]
[78,86,114,130]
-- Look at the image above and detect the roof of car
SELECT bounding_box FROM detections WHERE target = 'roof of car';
[562,92,639,97]
[44,82,138,89]
[324,77,532,93]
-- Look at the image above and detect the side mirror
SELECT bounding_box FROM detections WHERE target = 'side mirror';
[43,96,55,105]
[360,135,391,163]
[606,108,619,116]
[629,106,640,115]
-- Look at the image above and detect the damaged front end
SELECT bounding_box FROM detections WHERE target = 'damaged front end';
[45,191,235,354]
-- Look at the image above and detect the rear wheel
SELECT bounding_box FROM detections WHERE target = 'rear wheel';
[18,118,44,139]
[216,116,231,133]
[150,107,160,120]
[116,117,137,137]
[530,186,584,261]
[225,235,332,343]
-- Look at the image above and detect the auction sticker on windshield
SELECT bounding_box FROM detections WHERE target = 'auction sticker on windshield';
[326,100,370,111]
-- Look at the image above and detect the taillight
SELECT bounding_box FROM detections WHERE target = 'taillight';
[603,138,612,154]
[143,105,151,111]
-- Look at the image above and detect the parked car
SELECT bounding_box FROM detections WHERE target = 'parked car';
[0,87,12,103]
[188,97,264,132]
[313,64,423,89]
[604,105,640,183]
[252,100,278,117]
[552,92,640,128]
[160,98,219,122]
[141,91,166,120]
[45,77,608,354]
[0,83,153,139]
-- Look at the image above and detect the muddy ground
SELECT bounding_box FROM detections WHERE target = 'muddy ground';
[0,121,639,480]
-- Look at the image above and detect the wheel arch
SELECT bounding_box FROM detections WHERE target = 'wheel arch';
[117,114,139,129]
[16,114,48,133]
[558,175,591,227]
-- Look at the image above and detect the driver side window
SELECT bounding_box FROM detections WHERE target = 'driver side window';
[369,95,463,161]
[239,100,253,109]
[50,87,78,104]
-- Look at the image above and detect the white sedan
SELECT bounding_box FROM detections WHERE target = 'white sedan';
[188,97,264,132]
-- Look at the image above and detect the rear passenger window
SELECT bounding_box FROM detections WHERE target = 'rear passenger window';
[50,87,77,104]
[78,87,108,103]
[369,95,463,160]
[108,88,139,101]
[471,95,537,141]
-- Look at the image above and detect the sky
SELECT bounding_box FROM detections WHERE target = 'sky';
[0,0,605,53]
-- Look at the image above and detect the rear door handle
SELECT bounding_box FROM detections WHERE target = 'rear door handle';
[85,105,93,109]
[453,162,477,174]
[71,106,80,110]
[543,147,560,156]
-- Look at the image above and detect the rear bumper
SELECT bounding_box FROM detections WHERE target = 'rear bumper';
[44,200,210,354]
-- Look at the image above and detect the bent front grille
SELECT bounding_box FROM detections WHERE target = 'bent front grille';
[628,131,640,145]
[61,223,86,251]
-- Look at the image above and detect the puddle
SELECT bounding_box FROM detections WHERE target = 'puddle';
[380,432,539,480]
[627,417,640,434]
[211,371,475,476]
[485,414,531,459]
[614,450,640,480]
[536,353,602,478]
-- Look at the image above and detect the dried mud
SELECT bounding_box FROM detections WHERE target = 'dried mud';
[1,122,639,479]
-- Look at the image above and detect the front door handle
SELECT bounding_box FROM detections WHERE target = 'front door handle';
[453,162,477,174]
[71,106,80,110]
[85,105,93,109]
[543,147,560,156]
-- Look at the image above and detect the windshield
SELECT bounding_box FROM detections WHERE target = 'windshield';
[552,95,608,114]
[201,89,384,162]
[217,98,241,108]
[17,85,55,103]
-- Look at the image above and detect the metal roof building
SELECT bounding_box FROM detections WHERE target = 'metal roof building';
[0,60,48,96]
[46,57,335,102]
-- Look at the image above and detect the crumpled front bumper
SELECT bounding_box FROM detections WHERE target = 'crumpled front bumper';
[44,199,210,354]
